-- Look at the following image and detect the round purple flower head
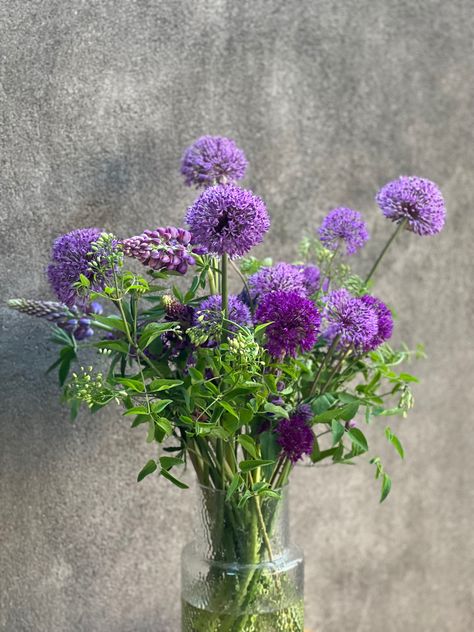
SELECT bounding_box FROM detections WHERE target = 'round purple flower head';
[194,294,251,337]
[186,184,270,257]
[47,227,103,307]
[376,176,446,236]
[122,226,195,274]
[255,290,321,358]
[324,288,378,350]
[276,414,314,463]
[180,135,248,188]
[295,403,313,423]
[294,264,321,295]
[248,263,307,300]
[319,207,369,255]
[360,294,393,351]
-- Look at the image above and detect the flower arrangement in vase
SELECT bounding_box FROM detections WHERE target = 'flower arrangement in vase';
[9,135,446,631]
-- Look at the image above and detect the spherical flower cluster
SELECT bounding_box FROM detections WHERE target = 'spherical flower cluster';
[47,227,103,307]
[185,184,270,257]
[360,294,393,351]
[376,176,446,236]
[294,264,321,295]
[255,290,321,358]
[295,403,313,423]
[248,263,307,300]
[324,288,378,350]
[318,207,369,255]
[276,414,314,463]
[193,294,252,341]
[180,135,248,188]
[122,226,195,274]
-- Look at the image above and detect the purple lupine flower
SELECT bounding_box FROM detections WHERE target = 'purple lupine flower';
[248,263,307,300]
[255,290,321,358]
[47,228,103,307]
[162,295,195,329]
[185,184,270,257]
[122,226,195,274]
[360,294,394,351]
[323,288,378,350]
[319,208,369,255]
[295,403,313,423]
[376,176,446,236]
[180,135,248,188]
[294,264,321,295]
[276,414,314,463]
[194,294,252,339]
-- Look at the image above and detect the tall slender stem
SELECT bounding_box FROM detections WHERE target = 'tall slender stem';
[221,253,229,341]
[365,219,407,284]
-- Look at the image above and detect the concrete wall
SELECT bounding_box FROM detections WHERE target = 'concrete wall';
[1,1,473,630]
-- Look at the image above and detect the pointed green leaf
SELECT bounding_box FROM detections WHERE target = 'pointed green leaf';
[137,459,157,482]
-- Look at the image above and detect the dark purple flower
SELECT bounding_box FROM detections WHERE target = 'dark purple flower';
[47,228,103,307]
[180,135,248,188]
[295,403,313,423]
[276,414,314,463]
[162,295,195,329]
[185,184,270,257]
[376,176,446,236]
[122,226,195,274]
[194,294,251,339]
[360,294,394,351]
[255,290,321,358]
[294,264,321,295]
[324,289,378,350]
[319,208,369,255]
[248,263,307,300]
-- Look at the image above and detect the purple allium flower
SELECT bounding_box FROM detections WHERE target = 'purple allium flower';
[276,414,314,463]
[295,403,313,423]
[376,176,446,236]
[194,294,251,338]
[47,228,103,307]
[185,184,270,257]
[255,290,321,358]
[319,208,369,255]
[360,294,394,351]
[180,135,248,188]
[122,226,195,274]
[324,288,378,350]
[294,264,321,295]
[248,263,307,300]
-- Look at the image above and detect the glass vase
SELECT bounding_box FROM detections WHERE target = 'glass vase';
[181,484,304,631]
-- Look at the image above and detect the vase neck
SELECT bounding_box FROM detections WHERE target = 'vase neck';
[195,484,290,563]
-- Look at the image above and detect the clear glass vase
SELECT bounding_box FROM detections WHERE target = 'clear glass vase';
[181,484,304,631]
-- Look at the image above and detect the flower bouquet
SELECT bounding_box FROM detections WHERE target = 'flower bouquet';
[9,136,446,631]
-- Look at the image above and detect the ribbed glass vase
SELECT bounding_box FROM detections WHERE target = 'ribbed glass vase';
[181,484,304,631]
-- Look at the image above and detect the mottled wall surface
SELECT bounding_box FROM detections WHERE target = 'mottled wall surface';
[1,1,473,631]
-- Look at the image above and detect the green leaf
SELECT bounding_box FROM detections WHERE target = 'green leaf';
[311,394,336,415]
[95,340,130,354]
[159,456,184,470]
[148,378,183,392]
[150,399,173,414]
[131,414,151,428]
[226,474,242,501]
[237,435,258,459]
[340,402,359,421]
[160,468,189,489]
[380,473,392,502]
[115,377,144,392]
[139,322,178,349]
[79,273,90,288]
[123,406,149,416]
[385,426,405,459]
[154,417,173,436]
[331,420,345,445]
[218,400,239,420]
[137,459,157,482]
[347,428,368,452]
[263,403,289,419]
[187,367,204,383]
[239,459,275,473]
[91,314,129,333]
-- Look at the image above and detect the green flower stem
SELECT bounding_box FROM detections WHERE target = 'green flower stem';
[365,218,407,284]
[230,259,254,315]
[309,336,340,397]
[320,346,352,395]
[221,253,229,342]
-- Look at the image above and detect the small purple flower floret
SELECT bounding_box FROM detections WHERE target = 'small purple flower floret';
[180,135,248,188]
[276,414,314,463]
[324,289,378,350]
[319,207,369,255]
[248,263,307,300]
[360,294,394,351]
[194,294,251,337]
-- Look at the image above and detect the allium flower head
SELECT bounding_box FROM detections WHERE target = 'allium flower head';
[122,226,195,274]
[276,414,314,463]
[180,135,248,188]
[295,403,313,423]
[294,264,321,295]
[186,184,270,257]
[360,294,393,351]
[324,288,378,350]
[255,290,321,358]
[47,227,103,307]
[376,176,446,236]
[248,263,307,300]
[193,294,251,342]
[319,207,369,255]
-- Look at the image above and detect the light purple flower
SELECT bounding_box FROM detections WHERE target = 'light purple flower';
[276,414,314,463]
[122,226,195,274]
[319,207,369,255]
[294,264,321,295]
[360,294,393,351]
[248,263,307,300]
[185,184,270,257]
[180,135,248,188]
[376,176,446,236]
[255,290,321,358]
[324,288,378,350]
[194,294,251,341]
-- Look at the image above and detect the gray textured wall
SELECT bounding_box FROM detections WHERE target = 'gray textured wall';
[1,1,473,631]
